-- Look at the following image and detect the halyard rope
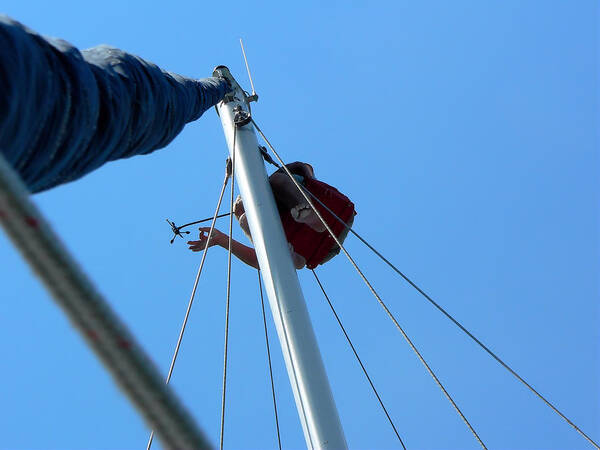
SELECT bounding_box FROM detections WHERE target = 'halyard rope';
[220,126,237,450]
[0,155,212,449]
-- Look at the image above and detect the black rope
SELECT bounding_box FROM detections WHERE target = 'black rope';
[257,270,282,450]
[312,270,406,449]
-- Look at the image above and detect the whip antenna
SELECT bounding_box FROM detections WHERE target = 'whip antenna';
[239,38,258,102]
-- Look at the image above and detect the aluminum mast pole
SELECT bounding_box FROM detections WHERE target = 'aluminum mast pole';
[214,66,347,450]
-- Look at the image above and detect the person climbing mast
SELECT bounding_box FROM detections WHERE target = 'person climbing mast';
[188,161,356,270]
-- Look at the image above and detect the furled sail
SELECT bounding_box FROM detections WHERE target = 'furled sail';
[0,16,228,193]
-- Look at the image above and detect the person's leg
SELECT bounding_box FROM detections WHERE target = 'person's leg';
[233,195,253,242]
[269,172,305,209]
[269,172,326,232]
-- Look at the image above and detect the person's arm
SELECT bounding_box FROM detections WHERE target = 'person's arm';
[188,227,306,270]
[188,227,259,269]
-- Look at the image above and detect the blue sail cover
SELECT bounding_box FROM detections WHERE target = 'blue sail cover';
[0,16,228,193]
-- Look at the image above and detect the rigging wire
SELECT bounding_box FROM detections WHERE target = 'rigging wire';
[146,159,232,450]
[252,118,488,449]
[258,147,600,450]
[308,190,600,450]
[220,126,237,450]
[312,270,406,449]
[257,270,283,450]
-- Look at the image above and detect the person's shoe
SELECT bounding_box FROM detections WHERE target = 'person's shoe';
[291,204,326,232]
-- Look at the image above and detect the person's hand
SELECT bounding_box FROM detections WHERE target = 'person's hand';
[187,227,226,252]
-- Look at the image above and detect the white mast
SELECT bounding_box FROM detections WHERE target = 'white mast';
[214,66,347,449]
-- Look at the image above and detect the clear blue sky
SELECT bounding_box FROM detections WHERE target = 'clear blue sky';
[1,2,598,449]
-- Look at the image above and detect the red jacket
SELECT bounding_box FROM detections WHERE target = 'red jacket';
[280,178,356,269]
